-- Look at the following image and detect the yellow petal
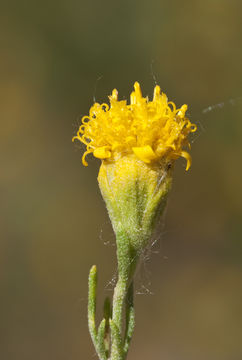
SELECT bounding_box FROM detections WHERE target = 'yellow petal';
[132,145,157,163]
[94,146,111,160]
[73,82,196,171]
[82,150,92,166]
[180,151,192,171]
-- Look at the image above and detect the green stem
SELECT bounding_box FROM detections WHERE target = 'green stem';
[110,319,124,360]
[109,231,138,360]
[88,261,135,360]
[112,277,128,333]
[110,277,127,360]
[124,282,135,359]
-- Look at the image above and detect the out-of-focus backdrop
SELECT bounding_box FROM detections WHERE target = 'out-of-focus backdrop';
[1,1,242,359]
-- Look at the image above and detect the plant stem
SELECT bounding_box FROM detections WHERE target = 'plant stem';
[112,277,128,334]
[124,282,135,359]
[110,277,127,360]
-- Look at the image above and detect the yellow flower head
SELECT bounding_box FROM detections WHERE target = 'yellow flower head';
[73,82,197,170]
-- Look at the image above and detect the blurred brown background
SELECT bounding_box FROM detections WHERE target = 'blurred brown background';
[1,0,242,359]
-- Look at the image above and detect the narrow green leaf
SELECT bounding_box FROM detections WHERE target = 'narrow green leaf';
[103,297,111,357]
[110,319,123,360]
[88,265,97,346]
[97,319,107,360]
[103,296,112,323]
[124,282,135,358]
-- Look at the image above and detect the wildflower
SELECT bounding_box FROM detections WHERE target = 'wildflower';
[73,81,196,277]
[73,82,196,360]
[73,81,196,170]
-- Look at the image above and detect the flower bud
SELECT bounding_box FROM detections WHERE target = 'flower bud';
[98,154,172,280]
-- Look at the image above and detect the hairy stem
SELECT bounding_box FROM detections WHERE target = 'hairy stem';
[124,282,135,359]
[110,277,127,360]
[113,278,128,332]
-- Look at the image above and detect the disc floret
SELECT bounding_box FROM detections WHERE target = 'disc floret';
[73,82,196,170]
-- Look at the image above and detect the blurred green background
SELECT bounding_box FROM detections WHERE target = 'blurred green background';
[1,0,242,359]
